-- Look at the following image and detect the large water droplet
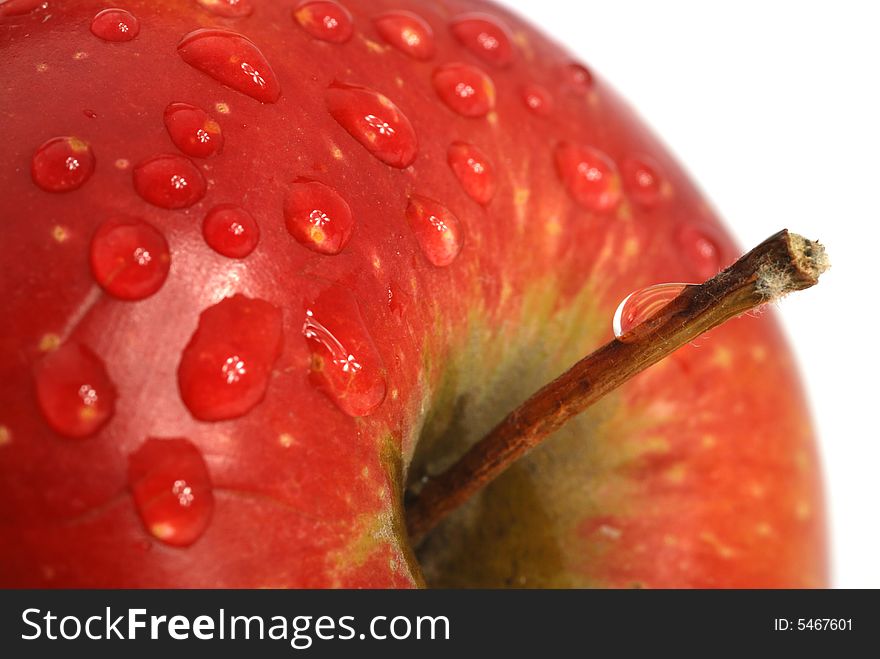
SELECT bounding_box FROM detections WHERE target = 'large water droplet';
[522,83,553,116]
[90,8,139,42]
[373,11,435,60]
[676,224,724,280]
[302,284,386,417]
[554,142,622,212]
[164,102,224,159]
[90,217,171,300]
[177,29,280,103]
[128,437,213,547]
[406,195,463,266]
[133,154,207,209]
[449,13,514,68]
[613,283,693,339]
[325,81,418,168]
[432,62,495,117]
[31,136,95,193]
[293,0,353,44]
[283,180,354,255]
[196,0,253,18]
[34,342,117,439]
[447,141,495,205]
[622,156,663,208]
[178,295,283,421]
[202,204,259,258]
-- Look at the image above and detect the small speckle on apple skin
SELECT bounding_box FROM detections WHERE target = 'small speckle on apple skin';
[52,226,69,243]
[39,334,61,352]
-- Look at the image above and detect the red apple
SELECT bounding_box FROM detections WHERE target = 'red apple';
[0,0,826,587]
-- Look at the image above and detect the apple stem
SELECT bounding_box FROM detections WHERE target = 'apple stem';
[405,229,829,544]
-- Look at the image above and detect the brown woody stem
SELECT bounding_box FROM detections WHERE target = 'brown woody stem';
[405,229,829,544]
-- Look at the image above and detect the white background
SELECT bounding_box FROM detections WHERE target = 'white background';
[503,0,880,587]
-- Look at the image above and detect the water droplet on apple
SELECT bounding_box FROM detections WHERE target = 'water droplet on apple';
[34,342,116,439]
[447,141,495,205]
[325,81,418,168]
[432,62,495,117]
[177,29,281,103]
[31,136,95,193]
[90,8,139,42]
[373,11,434,60]
[133,154,207,209]
[164,102,224,158]
[293,0,353,44]
[449,13,514,68]
[554,142,622,212]
[386,282,408,321]
[196,0,253,18]
[202,204,259,258]
[676,224,724,280]
[522,84,553,116]
[565,62,594,92]
[178,295,283,421]
[128,437,213,547]
[622,156,663,208]
[613,283,695,339]
[406,195,463,267]
[302,285,386,417]
[90,217,171,300]
[283,180,354,255]
[0,0,47,18]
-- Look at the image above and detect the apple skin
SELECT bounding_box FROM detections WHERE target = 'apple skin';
[0,0,826,587]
